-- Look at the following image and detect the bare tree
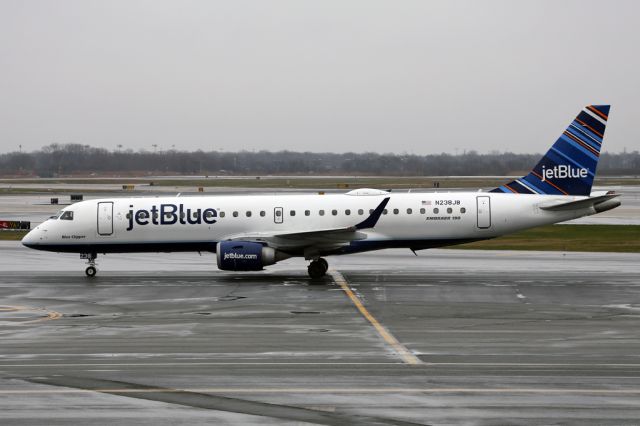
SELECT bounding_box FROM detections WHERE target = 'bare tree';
[0,144,637,177]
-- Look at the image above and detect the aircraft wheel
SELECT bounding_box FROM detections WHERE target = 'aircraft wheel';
[317,257,328,273]
[307,261,326,280]
[85,266,97,277]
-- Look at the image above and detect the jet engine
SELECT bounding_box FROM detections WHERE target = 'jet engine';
[216,241,289,271]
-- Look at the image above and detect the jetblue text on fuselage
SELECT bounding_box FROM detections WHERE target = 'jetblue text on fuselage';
[126,204,217,231]
[541,165,588,182]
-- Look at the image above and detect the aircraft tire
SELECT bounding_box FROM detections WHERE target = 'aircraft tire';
[85,266,97,277]
[307,261,326,280]
[317,258,328,273]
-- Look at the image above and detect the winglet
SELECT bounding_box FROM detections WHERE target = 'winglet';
[355,197,390,230]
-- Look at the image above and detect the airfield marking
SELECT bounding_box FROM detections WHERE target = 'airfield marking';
[0,305,62,325]
[329,270,422,365]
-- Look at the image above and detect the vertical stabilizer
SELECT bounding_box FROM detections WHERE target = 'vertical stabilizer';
[492,105,609,196]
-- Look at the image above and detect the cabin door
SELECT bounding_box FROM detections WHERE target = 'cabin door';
[476,196,491,229]
[97,202,114,236]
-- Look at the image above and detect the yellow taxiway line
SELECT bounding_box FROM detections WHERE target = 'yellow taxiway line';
[0,305,62,324]
[330,270,422,365]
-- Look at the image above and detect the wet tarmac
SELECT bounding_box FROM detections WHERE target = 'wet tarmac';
[1,243,639,425]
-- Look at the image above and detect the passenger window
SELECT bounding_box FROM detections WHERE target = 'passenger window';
[433,208,439,214]
[220,212,226,218]
[332,209,338,216]
[460,207,466,214]
[420,208,426,214]
[383,209,388,215]
[60,211,74,220]
[260,211,266,217]
[126,212,132,219]
[319,210,325,216]
[345,209,351,215]
[275,210,282,217]
[447,207,453,214]
[393,208,399,215]
[290,210,296,216]
[246,211,252,217]
[205,210,216,218]
[369,209,374,214]
[358,209,364,215]
[233,211,239,217]
[305,210,310,216]
[407,208,412,214]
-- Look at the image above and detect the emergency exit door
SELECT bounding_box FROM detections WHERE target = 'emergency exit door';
[97,202,114,236]
[476,196,491,229]
[274,207,283,224]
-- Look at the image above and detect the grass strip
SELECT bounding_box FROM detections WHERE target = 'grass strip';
[453,224,640,253]
[0,230,28,240]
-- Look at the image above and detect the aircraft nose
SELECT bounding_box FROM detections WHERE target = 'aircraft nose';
[21,228,40,248]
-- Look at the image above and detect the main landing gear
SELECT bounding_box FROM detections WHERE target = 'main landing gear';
[307,257,329,280]
[81,253,98,277]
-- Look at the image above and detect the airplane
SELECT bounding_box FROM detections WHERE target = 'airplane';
[21,105,621,279]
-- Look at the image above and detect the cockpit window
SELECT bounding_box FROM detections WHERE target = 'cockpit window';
[60,211,74,220]
[50,210,64,219]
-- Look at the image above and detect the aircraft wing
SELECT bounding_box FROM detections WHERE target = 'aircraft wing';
[223,197,390,251]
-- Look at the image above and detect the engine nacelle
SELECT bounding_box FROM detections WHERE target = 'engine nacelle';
[216,241,288,271]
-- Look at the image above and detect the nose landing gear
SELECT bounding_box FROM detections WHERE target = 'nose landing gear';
[81,253,98,277]
[307,257,329,280]
[85,265,97,277]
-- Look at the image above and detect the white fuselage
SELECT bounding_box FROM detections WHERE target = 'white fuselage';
[22,191,597,256]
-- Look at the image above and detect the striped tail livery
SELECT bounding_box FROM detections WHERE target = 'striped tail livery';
[492,105,609,196]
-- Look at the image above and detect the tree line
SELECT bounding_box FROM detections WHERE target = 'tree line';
[1,144,638,177]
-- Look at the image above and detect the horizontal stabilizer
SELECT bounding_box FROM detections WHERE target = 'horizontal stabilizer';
[539,193,620,211]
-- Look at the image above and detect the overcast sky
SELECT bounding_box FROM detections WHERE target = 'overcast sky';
[1,0,638,155]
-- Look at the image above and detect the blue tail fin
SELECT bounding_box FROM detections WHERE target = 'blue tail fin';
[492,105,610,196]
